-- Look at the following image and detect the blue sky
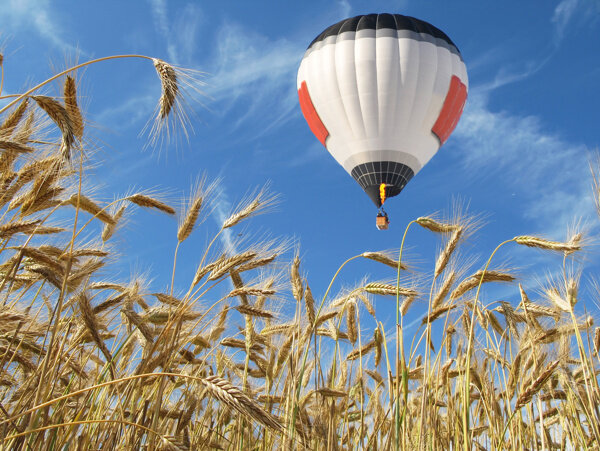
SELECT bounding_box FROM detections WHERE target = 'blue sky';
[1,0,599,326]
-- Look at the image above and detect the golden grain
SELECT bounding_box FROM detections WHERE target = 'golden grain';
[234,304,275,319]
[153,59,178,119]
[416,216,460,233]
[515,360,559,408]
[514,236,581,253]
[127,193,175,215]
[364,282,418,297]
[0,99,29,137]
[450,270,515,300]
[346,341,376,360]
[0,54,596,451]
[64,75,84,140]
[67,194,115,225]
[102,204,126,241]
[361,251,407,270]
[434,228,463,278]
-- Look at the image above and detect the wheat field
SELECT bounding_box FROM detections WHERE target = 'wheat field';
[0,54,598,450]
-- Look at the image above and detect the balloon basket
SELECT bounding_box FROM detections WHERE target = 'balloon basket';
[376,212,390,230]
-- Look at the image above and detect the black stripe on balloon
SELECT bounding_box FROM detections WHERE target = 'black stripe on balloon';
[350,161,415,207]
[308,14,458,51]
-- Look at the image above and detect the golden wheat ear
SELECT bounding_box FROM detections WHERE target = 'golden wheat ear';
[145,58,206,149]
[177,176,218,243]
[32,95,75,160]
[153,59,178,119]
[222,184,279,229]
[127,193,175,215]
[63,75,84,140]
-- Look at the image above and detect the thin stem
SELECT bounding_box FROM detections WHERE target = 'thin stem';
[184,228,223,300]
[462,238,514,450]
[3,419,164,444]
[289,254,361,442]
[28,153,86,431]
[0,61,4,97]
[0,371,222,426]
[0,55,153,115]
[171,241,181,296]
[395,220,415,449]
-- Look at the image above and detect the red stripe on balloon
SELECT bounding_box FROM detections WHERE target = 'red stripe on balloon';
[298,81,329,147]
[432,75,468,145]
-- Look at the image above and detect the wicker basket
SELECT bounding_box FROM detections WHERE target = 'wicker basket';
[376,215,389,230]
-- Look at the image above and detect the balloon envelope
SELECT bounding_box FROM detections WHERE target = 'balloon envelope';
[297,14,468,207]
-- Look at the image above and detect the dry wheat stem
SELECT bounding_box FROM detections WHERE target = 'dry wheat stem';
[0,54,165,116]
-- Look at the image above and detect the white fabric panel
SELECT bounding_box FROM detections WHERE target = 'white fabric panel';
[298,34,468,176]
[406,40,437,164]
[314,43,349,167]
[395,37,420,162]
[335,39,364,143]
[376,36,398,137]
[355,36,378,140]
[419,45,452,166]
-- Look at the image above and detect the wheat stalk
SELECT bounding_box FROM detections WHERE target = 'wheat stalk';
[200,375,283,432]
[515,360,560,408]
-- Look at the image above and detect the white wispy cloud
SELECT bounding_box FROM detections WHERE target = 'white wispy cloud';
[552,0,580,42]
[474,55,552,94]
[149,0,177,63]
[206,22,301,108]
[454,80,595,239]
[448,2,599,239]
[150,0,170,37]
[94,94,155,131]
[192,3,364,153]
[337,0,352,18]
[211,187,237,254]
[148,0,204,65]
[551,0,599,45]
[0,0,84,55]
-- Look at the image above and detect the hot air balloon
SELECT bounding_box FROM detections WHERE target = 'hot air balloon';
[297,14,468,229]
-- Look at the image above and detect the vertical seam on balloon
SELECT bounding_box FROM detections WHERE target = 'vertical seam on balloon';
[391,16,405,147]
[353,17,367,140]
[426,25,441,134]
[432,43,452,140]
[373,15,381,138]
[415,17,438,141]
[391,26,401,141]
[329,36,353,144]
[334,31,359,145]
[403,17,423,147]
